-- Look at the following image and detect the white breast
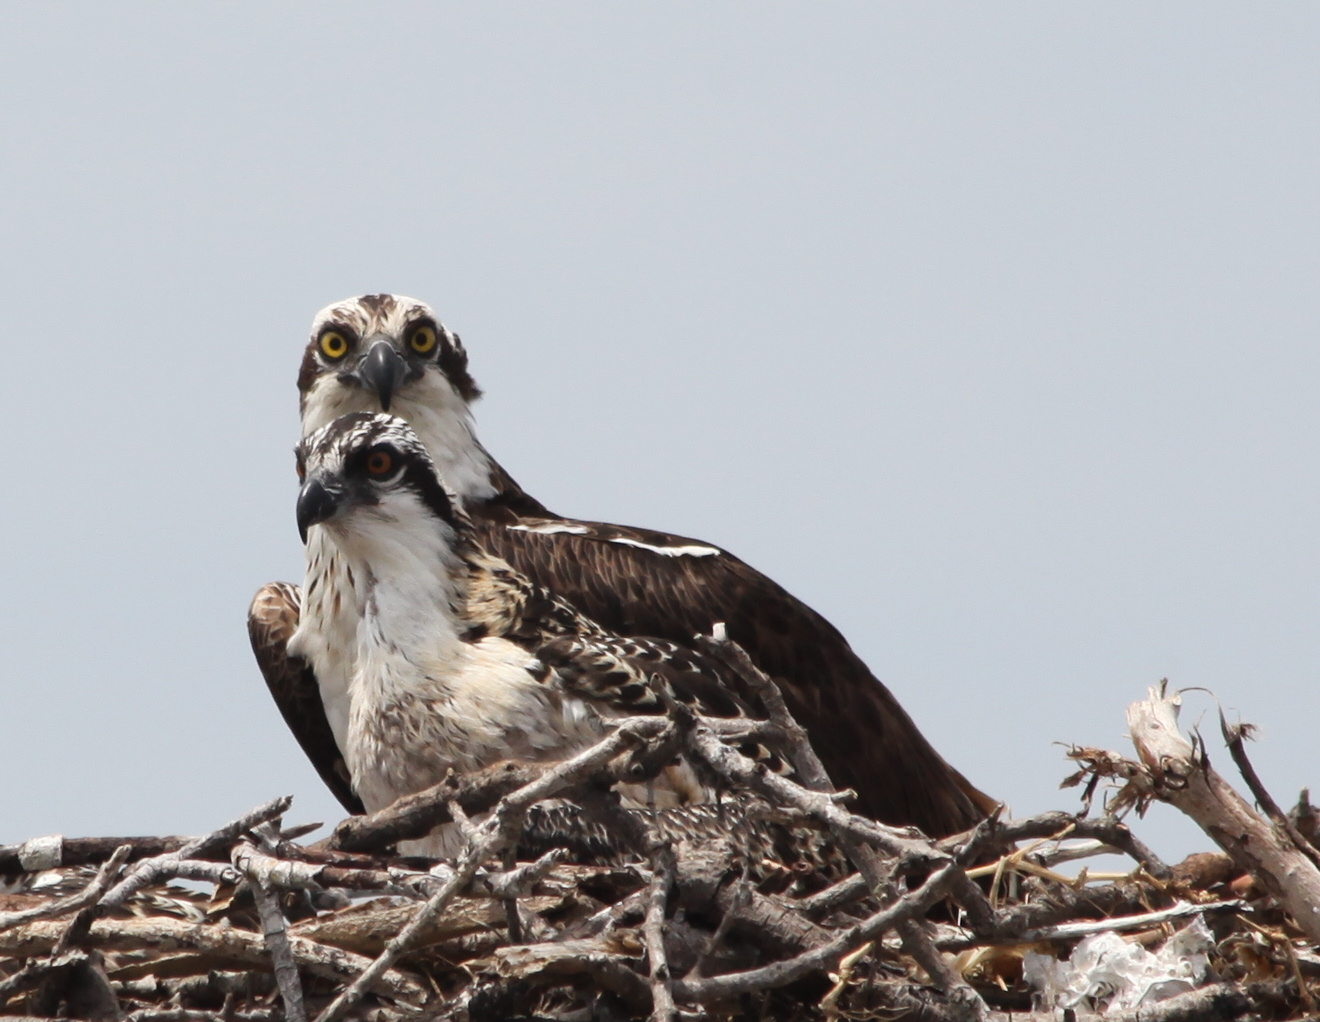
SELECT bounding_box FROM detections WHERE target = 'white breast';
[286,529,360,755]
[347,635,606,814]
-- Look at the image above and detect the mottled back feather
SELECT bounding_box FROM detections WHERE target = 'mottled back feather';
[472,512,996,836]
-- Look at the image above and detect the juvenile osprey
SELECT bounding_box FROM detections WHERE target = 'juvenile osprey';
[255,294,995,836]
[256,412,783,852]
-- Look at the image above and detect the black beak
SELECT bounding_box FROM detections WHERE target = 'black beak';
[297,477,344,543]
[356,340,411,412]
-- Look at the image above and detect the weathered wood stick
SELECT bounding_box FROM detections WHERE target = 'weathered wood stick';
[943,809,1171,879]
[1219,710,1320,871]
[1127,684,1320,943]
[0,836,188,876]
[641,843,676,1022]
[0,916,423,1002]
[670,862,960,1003]
[934,898,1241,950]
[0,845,130,933]
[490,937,651,1010]
[100,797,292,912]
[329,716,759,854]
[248,878,307,1022]
[235,842,307,1022]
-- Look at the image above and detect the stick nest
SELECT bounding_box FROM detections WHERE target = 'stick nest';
[3,677,1318,1022]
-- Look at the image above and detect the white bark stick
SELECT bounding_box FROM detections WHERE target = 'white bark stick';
[1127,684,1320,943]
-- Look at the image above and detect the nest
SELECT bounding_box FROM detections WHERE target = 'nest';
[3,671,1319,1022]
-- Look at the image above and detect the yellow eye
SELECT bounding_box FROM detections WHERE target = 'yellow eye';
[409,326,438,355]
[320,331,350,360]
[366,450,393,476]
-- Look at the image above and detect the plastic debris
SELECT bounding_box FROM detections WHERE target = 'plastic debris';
[1024,915,1215,1013]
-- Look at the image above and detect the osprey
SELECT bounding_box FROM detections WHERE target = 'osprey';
[253,294,995,836]
[258,412,782,854]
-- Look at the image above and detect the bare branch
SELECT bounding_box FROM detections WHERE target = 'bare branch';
[641,845,676,1022]
[674,643,989,1014]
[99,797,292,912]
[235,843,307,1022]
[695,626,834,791]
[1220,708,1320,870]
[796,873,868,918]
[935,899,1242,950]
[0,916,423,1002]
[943,810,1171,879]
[1128,685,1320,943]
[0,844,130,933]
[329,719,670,853]
[473,848,567,900]
[671,862,961,1003]
[0,836,187,877]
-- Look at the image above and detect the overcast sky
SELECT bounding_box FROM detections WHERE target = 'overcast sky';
[2,5,1317,861]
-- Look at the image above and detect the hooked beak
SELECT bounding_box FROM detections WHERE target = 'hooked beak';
[297,476,345,543]
[353,340,411,412]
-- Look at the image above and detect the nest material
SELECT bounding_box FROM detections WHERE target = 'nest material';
[3,674,1319,1022]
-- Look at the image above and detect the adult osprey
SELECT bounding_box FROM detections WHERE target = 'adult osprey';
[262,412,787,854]
[252,294,994,836]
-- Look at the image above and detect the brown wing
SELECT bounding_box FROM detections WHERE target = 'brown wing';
[472,512,996,838]
[536,632,793,779]
[538,634,753,719]
[247,582,364,815]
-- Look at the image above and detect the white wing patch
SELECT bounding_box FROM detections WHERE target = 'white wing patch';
[509,522,592,536]
[607,537,721,558]
[509,519,721,557]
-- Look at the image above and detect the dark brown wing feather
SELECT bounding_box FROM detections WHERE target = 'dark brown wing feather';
[535,633,793,779]
[537,634,752,719]
[472,512,996,838]
[247,582,365,815]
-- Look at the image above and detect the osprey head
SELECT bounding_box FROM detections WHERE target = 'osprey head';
[295,412,465,544]
[298,294,481,432]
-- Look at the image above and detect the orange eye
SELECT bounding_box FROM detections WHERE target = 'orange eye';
[366,450,393,476]
[296,461,306,482]
[320,331,350,360]
[409,326,437,355]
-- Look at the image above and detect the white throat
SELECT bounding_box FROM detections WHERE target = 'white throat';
[301,371,498,505]
[287,494,469,761]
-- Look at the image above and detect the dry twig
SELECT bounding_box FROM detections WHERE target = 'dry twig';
[0,845,131,933]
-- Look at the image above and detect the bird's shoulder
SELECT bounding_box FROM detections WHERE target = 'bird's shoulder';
[469,508,832,641]
[461,548,605,644]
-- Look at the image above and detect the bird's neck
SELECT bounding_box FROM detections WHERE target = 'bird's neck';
[389,391,503,506]
[301,373,514,507]
[343,511,474,660]
[291,502,479,756]
[300,374,553,518]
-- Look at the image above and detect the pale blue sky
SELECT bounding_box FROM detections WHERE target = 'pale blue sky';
[2,5,1317,860]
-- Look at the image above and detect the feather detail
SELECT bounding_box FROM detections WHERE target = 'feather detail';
[247,582,363,815]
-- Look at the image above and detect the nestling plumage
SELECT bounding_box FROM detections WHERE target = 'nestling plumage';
[259,412,778,854]
[254,293,996,838]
